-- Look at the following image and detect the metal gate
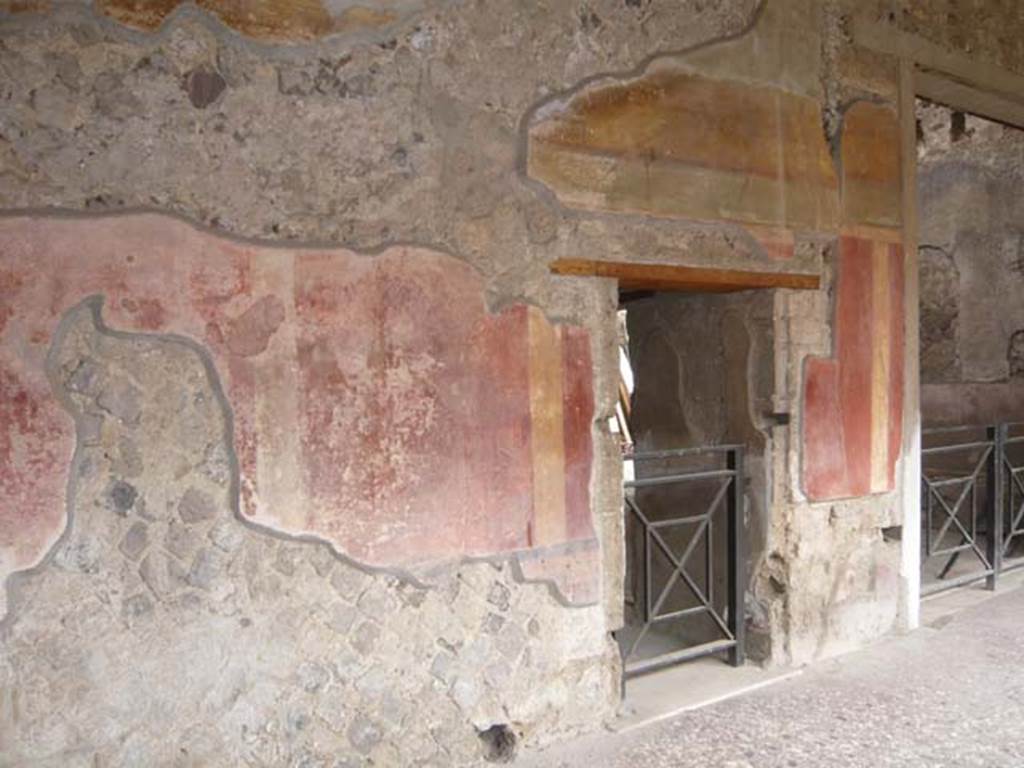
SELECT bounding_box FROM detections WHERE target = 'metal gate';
[620,445,745,677]
[922,422,1024,595]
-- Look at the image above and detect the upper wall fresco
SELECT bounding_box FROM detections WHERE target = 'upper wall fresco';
[0,214,598,607]
[840,100,902,230]
[526,0,902,248]
[1,0,437,42]
[529,70,840,235]
[526,1,907,503]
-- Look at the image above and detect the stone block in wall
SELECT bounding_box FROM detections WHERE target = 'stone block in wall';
[0,214,598,606]
[528,70,840,234]
[803,233,904,500]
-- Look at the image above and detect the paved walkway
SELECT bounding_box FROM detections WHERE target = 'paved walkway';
[521,585,1024,767]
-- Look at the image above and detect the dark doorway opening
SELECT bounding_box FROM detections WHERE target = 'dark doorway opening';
[613,288,775,676]
[917,99,1024,594]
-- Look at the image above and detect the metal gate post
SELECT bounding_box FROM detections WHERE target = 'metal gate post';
[986,424,1006,589]
[727,447,745,666]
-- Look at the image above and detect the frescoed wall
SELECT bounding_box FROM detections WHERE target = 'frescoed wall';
[804,234,905,499]
[0,214,597,604]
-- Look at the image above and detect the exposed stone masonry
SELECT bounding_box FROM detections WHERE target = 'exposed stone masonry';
[0,298,615,766]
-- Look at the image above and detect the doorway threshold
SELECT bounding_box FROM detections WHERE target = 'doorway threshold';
[613,656,802,733]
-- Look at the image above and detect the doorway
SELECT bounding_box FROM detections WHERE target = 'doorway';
[612,288,775,676]
[916,98,1024,594]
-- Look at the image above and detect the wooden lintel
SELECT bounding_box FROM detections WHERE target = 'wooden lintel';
[549,258,820,294]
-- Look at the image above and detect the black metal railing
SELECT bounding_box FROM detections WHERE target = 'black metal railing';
[998,423,1024,574]
[921,422,1024,595]
[620,445,745,677]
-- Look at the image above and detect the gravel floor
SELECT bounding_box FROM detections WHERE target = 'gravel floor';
[519,586,1024,767]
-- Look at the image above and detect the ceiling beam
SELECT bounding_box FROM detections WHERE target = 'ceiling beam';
[851,17,1024,130]
[549,259,820,293]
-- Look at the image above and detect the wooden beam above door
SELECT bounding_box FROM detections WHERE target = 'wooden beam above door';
[549,258,821,293]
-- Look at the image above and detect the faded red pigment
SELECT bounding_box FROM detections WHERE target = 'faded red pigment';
[0,215,597,600]
[803,235,904,500]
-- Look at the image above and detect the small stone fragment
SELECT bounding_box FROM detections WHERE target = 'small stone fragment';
[451,677,481,712]
[67,358,102,395]
[186,548,220,590]
[330,565,368,602]
[495,622,527,661]
[347,714,383,755]
[178,487,218,523]
[139,551,172,598]
[119,521,148,561]
[97,380,142,424]
[273,545,298,576]
[430,651,456,686]
[200,441,231,486]
[108,480,138,515]
[315,695,347,733]
[308,545,335,577]
[296,661,330,693]
[357,586,398,616]
[396,581,427,607]
[208,520,245,552]
[482,613,505,634]
[185,66,226,109]
[53,535,102,574]
[486,581,510,611]
[350,621,381,655]
[484,660,512,689]
[116,435,144,477]
[327,603,357,634]
[166,520,199,560]
[123,592,153,618]
[354,667,387,698]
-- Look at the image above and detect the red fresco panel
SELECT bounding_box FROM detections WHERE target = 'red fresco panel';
[292,251,535,564]
[0,215,596,599]
[803,234,905,500]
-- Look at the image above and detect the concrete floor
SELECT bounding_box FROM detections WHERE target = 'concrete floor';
[520,583,1024,767]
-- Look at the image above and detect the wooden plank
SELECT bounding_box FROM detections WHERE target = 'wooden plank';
[549,258,820,293]
[915,69,1024,130]
[852,17,1024,130]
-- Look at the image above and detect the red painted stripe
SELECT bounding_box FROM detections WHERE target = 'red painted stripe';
[560,327,596,541]
[887,243,905,489]
[836,236,875,497]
